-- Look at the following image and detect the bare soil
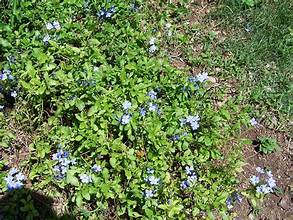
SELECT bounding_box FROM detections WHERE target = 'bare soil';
[233,126,292,220]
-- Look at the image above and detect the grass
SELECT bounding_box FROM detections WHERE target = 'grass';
[209,0,293,132]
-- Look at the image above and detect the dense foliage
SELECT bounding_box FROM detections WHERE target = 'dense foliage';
[0,0,251,218]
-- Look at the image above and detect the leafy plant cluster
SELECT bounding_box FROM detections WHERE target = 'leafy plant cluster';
[257,136,280,154]
[0,0,249,218]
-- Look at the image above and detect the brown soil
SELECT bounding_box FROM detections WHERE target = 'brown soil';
[233,126,292,220]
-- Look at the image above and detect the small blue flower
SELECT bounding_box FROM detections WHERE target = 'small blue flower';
[0,105,4,110]
[3,69,11,75]
[97,6,116,20]
[187,174,197,183]
[185,166,194,175]
[250,118,258,126]
[181,115,200,131]
[144,189,154,198]
[52,21,61,30]
[43,34,50,44]
[92,164,102,173]
[148,90,157,99]
[15,172,26,181]
[266,170,273,177]
[256,184,272,194]
[139,107,146,116]
[4,168,26,190]
[266,177,276,188]
[232,192,242,203]
[148,176,160,185]
[256,166,264,173]
[11,91,17,98]
[46,22,54,30]
[148,103,158,112]
[180,118,186,126]
[250,175,260,185]
[122,100,132,111]
[180,180,190,189]
[130,2,139,11]
[196,72,208,83]
[79,174,92,184]
[121,114,131,125]
[170,135,180,141]
[149,44,157,53]
[0,73,7,80]
[146,168,154,174]
[226,197,233,209]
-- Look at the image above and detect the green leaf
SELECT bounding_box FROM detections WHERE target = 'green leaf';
[76,194,83,207]
[82,189,91,201]
[0,38,12,48]
[88,105,98,117]
[66,170,79,186]
[110,157,117,168]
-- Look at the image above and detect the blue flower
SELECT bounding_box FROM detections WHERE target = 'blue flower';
[3,69,11,75]
[92,164,102,173]
[180,180,190,189]
[196,72,208,83]
[0,73,7,80]
[181,115,200,131]
[15,172,26,181]
[256,166,264,173]
[226,197,233,209]
[146,168,154,174]
[79,174,92,184]
[144,189,154,198]
[139,107,146,116]
[46,22,54,30]
[97,6,116,20]
[250,175,260,185]
[232,192,242,203]
[187,174,197,183]
[148,103,158,112]
[256,184,272,194]
[148,90,157,99]
[185,166,194,175]
[147,176,160,185]
[52,21,61,30]
[121,114,131,125]
[0,105,4,110]
[52,149,75,179]
[4,168,26,190]
[122,100,132,111]
[266,177,276,188]
[266,170,273,177]
[130,2,139,11]
[250,118,258,126]
[10,91,17,98]
[43,34,50,44]
[149,44,157,53]
[170,135,180,141]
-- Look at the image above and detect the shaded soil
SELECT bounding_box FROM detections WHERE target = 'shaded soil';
[233,126,292,219]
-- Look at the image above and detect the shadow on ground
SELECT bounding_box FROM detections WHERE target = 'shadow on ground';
[0,188,75,220]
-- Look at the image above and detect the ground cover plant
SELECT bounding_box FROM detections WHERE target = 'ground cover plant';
[0,0,291,219]
[210,0,293,132]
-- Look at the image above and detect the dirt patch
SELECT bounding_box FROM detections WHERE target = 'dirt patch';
[233,126,292,219]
